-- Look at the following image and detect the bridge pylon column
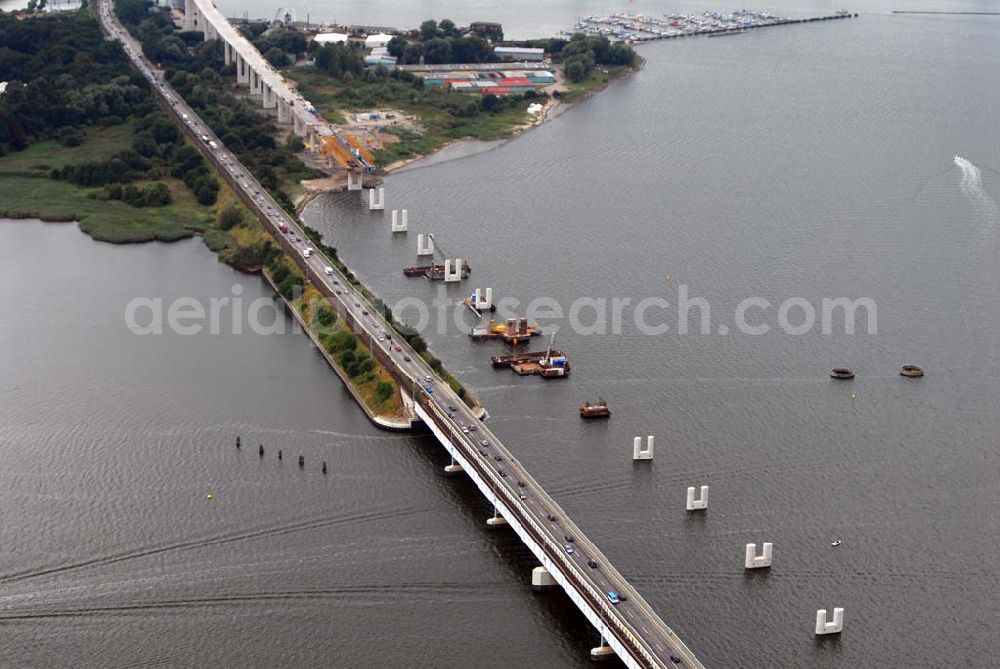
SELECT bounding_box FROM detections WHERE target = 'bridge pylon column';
[589,639,616,662]
[263,84,277,109]
[236,53,249,85]
[486,506,508,529]
[531,566,558,591]
[391,209,408,232]
[444,456,463,476]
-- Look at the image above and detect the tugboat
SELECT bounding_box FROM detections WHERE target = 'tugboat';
[580,398,611,419]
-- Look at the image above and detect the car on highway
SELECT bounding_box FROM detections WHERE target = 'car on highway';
[377,336,383,342]
[670,655,682,664]
[424,385,434,394]
[324,266,334,275]
[354,302,360,308]
[394,345,402,352]
[606,591,621,605]
[587,559,598,569]
[335,289,343,295]
[362,309,369,316]
[564,544,574,555]
[303,247,313,258]
[480,440,489,446]
[403,355,411,362]
[564,535,574,543]
[547,514,557,522]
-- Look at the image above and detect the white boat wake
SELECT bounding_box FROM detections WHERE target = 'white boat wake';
[954,155,999,222]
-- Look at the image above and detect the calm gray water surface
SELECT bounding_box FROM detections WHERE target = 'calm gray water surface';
[4,2,1000,667]
[301,7,1000,667]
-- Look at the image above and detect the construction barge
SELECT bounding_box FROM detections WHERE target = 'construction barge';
[470,317,542,345]
[491,335,569,378]
[492,349,565,368]
[403,261,471,280]
[580,398,611,418]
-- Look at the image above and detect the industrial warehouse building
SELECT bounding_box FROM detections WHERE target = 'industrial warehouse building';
[492,46,545,62]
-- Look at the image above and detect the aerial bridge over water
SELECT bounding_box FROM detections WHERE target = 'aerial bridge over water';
[98,1,707,665]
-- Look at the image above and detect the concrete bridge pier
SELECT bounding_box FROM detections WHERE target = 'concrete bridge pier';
[686,485,709,511]
[346,170,363,191]
[236,54,249,85]
[391,209,408,232]
[531,565,558,591]
[444,456,463,476]
[486,506,508,529]
[444,259,463,282]
[277,99,290,124]
[417,233,434,256]
[815,608,844,635]
[292,114,306,137]
[182,0,200,31]
[368,187,385,210]
[250,69,263,96]
[590,638,616,662]
[633,435,654,460]
[223,42,232,66]
[472,288,493,310]
[262,84,277,109]
[744,542,773,569]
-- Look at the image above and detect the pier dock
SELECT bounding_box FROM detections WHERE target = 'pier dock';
[569,9,858,43]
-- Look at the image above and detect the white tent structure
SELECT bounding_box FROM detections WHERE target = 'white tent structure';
[364,33,393,49]
[314,32,349,45]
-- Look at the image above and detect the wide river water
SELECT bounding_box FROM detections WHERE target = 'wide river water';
[4,1,1000,667]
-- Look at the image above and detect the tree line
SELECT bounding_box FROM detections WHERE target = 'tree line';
[0,12,149,153]
[386,19,494,65]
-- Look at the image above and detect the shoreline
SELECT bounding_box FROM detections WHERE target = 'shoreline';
[380,97,563,176]
[293,60,642,208]
[366,58,642,179]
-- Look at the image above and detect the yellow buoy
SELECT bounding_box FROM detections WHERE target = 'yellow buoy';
[206,493,214,500]
[665,273,672,283]
[850,393,856,400]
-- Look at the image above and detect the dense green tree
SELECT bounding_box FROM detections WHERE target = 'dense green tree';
[264,46,289,67]
[402,43,423,65]
[419,19,439,41]
[422,38,452,65]
[386,35,407,59]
